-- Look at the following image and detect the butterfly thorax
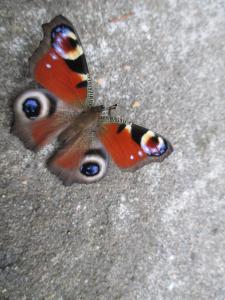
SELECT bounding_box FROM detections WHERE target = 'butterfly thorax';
[58,106,103,144]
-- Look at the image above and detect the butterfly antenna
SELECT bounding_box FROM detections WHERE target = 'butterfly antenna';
[100,104,118,117]
[106,104,117,111]
[106,104,117,117]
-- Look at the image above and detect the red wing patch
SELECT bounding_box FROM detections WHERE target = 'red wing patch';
[97,122,173,170]
[34,49,87,105]
[49,146,84,170]
[31,114,68,149]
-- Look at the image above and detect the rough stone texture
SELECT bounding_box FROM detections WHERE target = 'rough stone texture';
[0,0,225,299]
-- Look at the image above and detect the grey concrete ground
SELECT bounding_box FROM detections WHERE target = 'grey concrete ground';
[0,0,225,299]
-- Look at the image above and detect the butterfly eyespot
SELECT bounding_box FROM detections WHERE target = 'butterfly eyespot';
[77,149,108,183]
[23,98,41,119]
[51,24,81,60]
[140,131,168,157]
[80,162,100,177]
[14,90,56,121]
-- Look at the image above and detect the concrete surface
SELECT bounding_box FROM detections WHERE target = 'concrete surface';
[0,0,225,299]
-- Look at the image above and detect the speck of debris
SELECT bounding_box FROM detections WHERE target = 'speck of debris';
[96,77,107,88]
[131,100,141,108]
[123,64,131,71]
[109,11,134,23]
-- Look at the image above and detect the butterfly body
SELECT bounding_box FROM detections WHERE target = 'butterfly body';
[12,15,173,184]
[56,106,108,144]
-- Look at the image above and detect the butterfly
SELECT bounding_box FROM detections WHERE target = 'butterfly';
[12,15,173,185]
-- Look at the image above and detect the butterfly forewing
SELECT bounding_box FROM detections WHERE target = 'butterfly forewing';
[97,119,173,171]
[30,15,93,107]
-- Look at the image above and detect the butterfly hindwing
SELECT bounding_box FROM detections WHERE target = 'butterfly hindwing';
[12,89,80,151]
[30,15,92,107]
[97,119,173,171]
[48,130,109,185]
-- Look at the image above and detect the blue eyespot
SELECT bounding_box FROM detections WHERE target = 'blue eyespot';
[159,142,167,154]
[51,25,73,40]
[23,98,41,119]
[80,162,100,177]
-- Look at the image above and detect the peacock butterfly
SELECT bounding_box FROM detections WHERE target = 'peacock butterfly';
[12,15,173,185]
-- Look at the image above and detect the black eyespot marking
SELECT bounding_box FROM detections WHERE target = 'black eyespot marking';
[23,98,41,119]
[131,124,148,145]
[117,123,126,133]
[80,162,100,177]
[47,94,57,116]
[85,149,108,160]
[69,37,79,48]
[65,54,88,74]
[76,80,87,88]
[151,136,159,144]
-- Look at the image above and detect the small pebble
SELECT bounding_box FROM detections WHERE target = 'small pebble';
[96,78,107,88]
[131,100,141,108]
